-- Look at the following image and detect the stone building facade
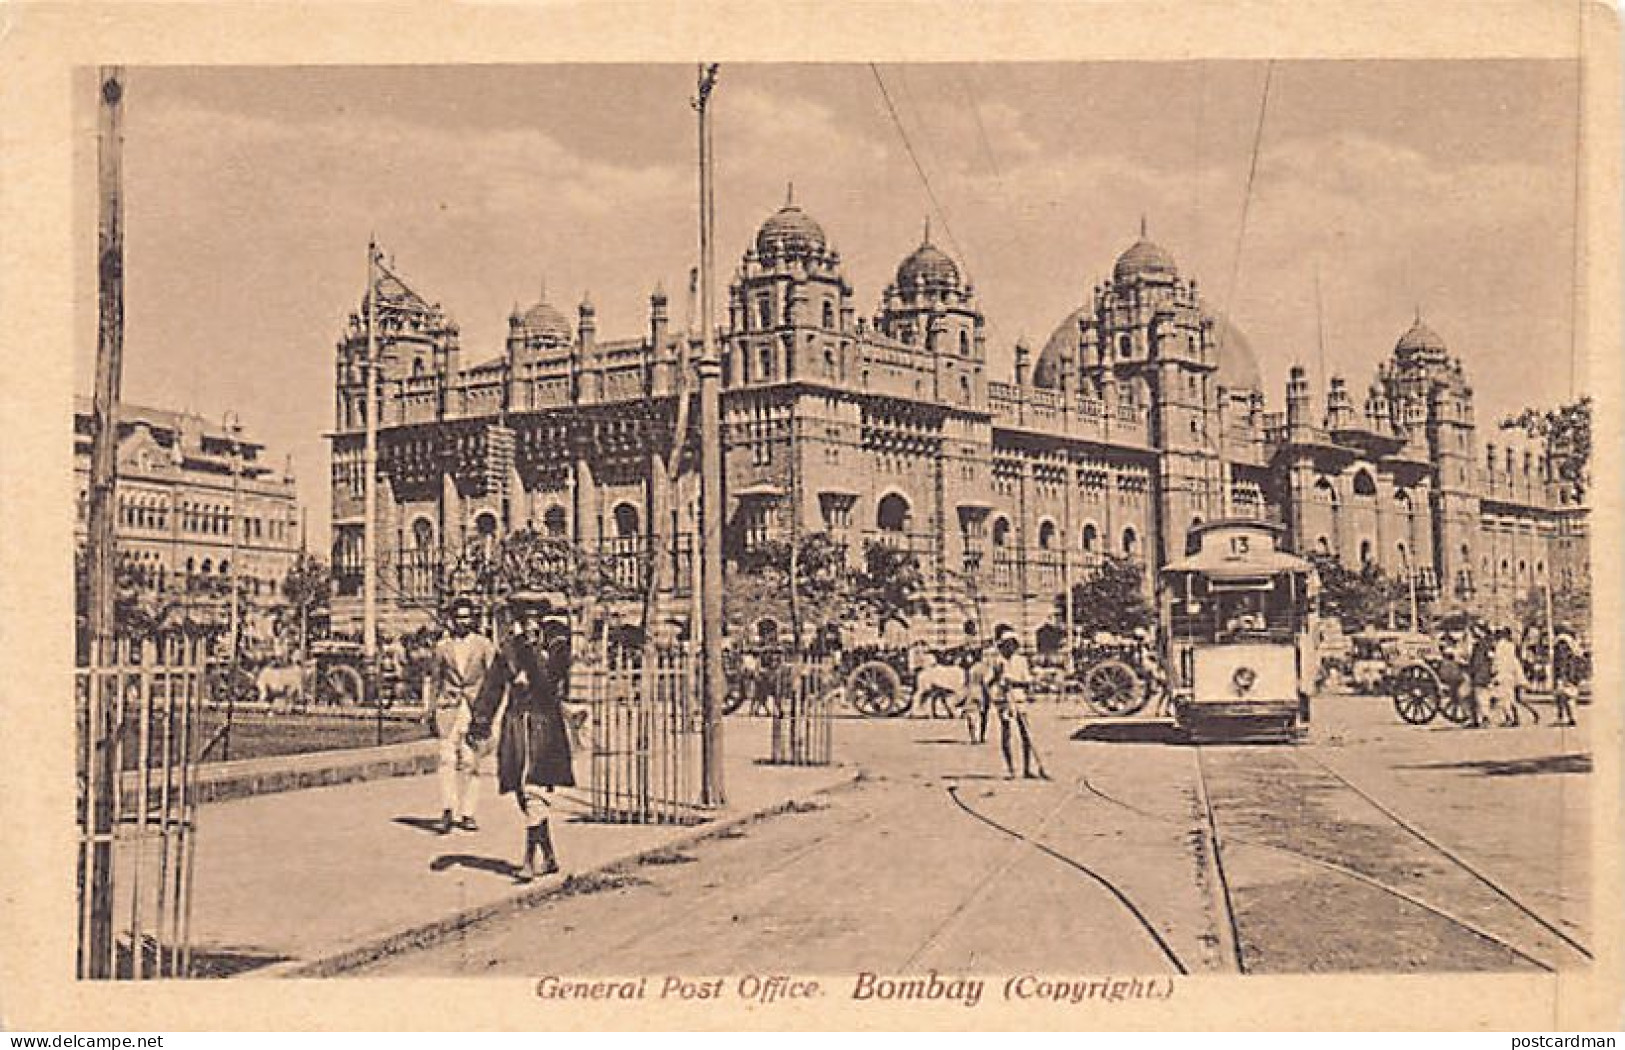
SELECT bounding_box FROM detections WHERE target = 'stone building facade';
[74,399,303,630]
[328,196,1588,642]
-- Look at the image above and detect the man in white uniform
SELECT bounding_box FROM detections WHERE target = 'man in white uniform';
[429,596,496,833]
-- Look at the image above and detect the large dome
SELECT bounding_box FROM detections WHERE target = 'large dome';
[754,190,827,260]
[1394,316,1448,360]
[896,238,960,290]
[512,297,571,344]
[1205,313,1262,392]
[1113,236,1179,284]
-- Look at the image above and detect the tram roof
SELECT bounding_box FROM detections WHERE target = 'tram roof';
[1162,546,1314,578]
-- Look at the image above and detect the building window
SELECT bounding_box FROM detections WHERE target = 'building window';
[757,299,771,330]
[1352,470,1377,497]
[959,331,970,357]
[1082,522,1099,552]
[1360,539,1374,567]
[1316,535,1331,555]
[959,375,971,403]
[1037,520,1056,550]
[613,503,640,538]
[1122,527,1139,557]
[1118,334,1132,359]
[822,300,835,329]
[759,346,773,381]
[992,517,1011,548]
[876,493,912,534]
[543,505,568,537]
[744,505,770,550]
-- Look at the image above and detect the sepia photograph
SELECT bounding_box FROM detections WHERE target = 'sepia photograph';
[2,0,1619,1033]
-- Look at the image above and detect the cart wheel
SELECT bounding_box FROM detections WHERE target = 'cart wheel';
[722,684,747,716]
[1437,682,1477,726]
[1390,664,1440,725]
[846,661,905,718]
[1083,659,1147,717]
[321,665,365,707]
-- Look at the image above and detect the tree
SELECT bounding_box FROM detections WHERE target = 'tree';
[281,552,331,654]
[1055,554,1153,636]
[1514,575,1591,635]
[849,540,930,640]
[1502,397,1591,500]
[1308,554,1412,631]
[730,532,850,646]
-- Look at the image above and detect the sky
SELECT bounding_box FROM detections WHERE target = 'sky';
[83,62,1583,549]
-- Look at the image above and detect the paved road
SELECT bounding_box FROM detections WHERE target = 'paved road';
[359,694,1592,977]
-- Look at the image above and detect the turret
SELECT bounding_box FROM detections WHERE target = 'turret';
[1014,339,1031,388]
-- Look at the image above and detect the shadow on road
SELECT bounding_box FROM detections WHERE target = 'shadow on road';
[1396,753,1591,778]
[428,853,516,877]
[393,815,451,834]
[1070,721,1182,745]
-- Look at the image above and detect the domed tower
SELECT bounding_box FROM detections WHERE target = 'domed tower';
[334,258,459,432]
[726,184,854,388]
[1037,221,1254,563]
[876,219,986,408]
[1380,312,1478,597]
[506,287,573,358]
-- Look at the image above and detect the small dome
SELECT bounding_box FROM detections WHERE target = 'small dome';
[1395,315,1448,360]
[1113,237,1179,284]
[896,219,961,290]
[754,187,827,260]
[513,297,571,344]
[1033,307,1089,387]
[1205,313,1262,392]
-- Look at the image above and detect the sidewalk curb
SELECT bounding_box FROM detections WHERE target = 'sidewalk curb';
[249,768,865,979]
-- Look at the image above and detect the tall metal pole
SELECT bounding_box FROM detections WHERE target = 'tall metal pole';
[84,63,125,981]
[223,411,242,762]
[1542,566,1557,690]
[362,240,380,695]
[694,64,726,805]
[225,412,242,659]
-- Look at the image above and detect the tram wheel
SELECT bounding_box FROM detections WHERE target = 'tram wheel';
[1390,664,1440,725]
[846,661,905,718]
[1083,659,1147,717]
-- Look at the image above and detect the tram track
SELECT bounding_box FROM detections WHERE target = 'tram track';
[944,785,1190,975]
[1076,745,1585,974]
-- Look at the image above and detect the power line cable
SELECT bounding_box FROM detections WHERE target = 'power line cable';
[1221,61,1275,328]
[868,63,971,271]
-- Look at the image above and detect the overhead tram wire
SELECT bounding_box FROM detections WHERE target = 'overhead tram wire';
[867,62,1017,354]
[1220,60,1276,338]
[867,63,971,273]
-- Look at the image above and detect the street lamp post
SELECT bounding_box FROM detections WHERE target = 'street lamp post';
[693,63,725,806]
[223,410,242,761]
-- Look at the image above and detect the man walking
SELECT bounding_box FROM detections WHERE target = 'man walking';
[428,595,495,834]
[1489,625,1527,728]
[466,590,577,883]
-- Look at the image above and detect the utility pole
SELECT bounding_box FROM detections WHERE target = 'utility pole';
[693,63,725,805]
[362,240,380,698]
[83,63,124,981]
[223,410,242,761]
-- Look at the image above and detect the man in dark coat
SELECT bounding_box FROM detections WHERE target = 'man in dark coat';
[465,590,576,882]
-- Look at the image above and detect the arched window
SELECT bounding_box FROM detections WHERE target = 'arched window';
[1037,520,1056,550]
[959,375,971,403]
[1118,333,1132,359]
[757,299,772,330]
[1081,522,1099,552]
[1359,539,1373,567]
[1352,470,1377,497]
[201,558,213,574]
[613,503,641,538]
[876,493,912,534]
[1316,535,1331,555]
[823,347,836,377]
[759,345,773,381]
[412,517,434,552]
[959,331,970,357]
[992,517,1012,549]
[1122,527,1139,557]
[474,511,499,539]
[543,505,568,537]
[822,300,835,329]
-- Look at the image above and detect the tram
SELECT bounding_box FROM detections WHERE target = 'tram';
[1160,520,1318,742]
